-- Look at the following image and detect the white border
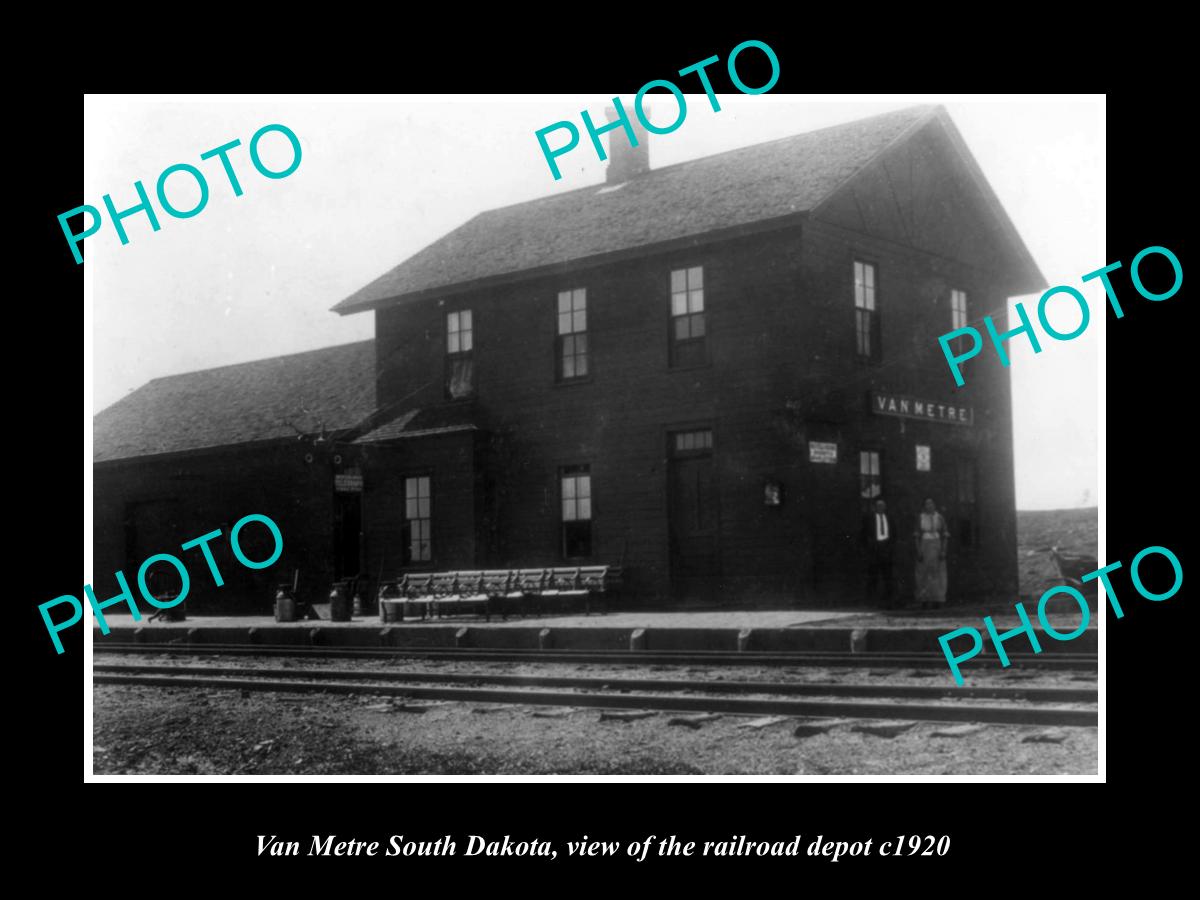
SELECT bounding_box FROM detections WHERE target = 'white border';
[83,92,1106,784]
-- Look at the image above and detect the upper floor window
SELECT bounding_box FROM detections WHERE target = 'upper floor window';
[854,261,879,361]
[560,465,592,558]
[670,266,706,367]
[950,288,970,372]
[557,288,588,381]
[445,309,474,399]
[951,289,968,331]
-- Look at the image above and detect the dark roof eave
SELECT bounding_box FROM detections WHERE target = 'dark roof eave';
[332,211,812,316]
[93,434,348,469]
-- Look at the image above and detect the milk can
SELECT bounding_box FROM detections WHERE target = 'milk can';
[274,584,297,622]
[329,580,352,622]
[378,582,402,623]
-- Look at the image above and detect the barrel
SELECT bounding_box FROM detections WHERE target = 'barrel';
[329,580,352,622]
[274,584,297,622]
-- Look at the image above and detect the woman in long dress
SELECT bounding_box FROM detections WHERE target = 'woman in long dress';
[914,497,949,609]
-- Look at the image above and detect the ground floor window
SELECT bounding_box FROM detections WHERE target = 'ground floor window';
[404,475,432,563]
[859,449,883,509]
[560,465,592,558]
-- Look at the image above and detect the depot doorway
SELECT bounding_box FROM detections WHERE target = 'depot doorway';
[667,427,720,604]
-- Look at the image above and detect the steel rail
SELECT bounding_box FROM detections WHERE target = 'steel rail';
[94,642,1098,670]
[93,671,1098,727]
[93,662,1097,703]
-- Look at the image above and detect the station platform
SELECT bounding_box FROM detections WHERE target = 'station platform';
[92,605,1098,655]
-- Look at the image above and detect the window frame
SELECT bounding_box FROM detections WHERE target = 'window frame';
[853,259,881,362]
[950,288,970,367]
[402,473,434,567]
[859,448,884,510]
[950,288,969,331]
[670,427,715,458]
[559,464,594,560]
[444,308,475,400]
[555,288,590,383]
[669,265,708,369]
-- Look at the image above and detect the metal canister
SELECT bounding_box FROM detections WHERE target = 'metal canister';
[153,589,186,621]
[274,584,297,622]
[329,580,352,622]
[378,582,401,623]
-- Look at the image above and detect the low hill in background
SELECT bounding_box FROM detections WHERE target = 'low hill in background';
[1017,507,1098,598]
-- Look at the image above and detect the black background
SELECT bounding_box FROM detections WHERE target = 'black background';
[18,22,1188,887]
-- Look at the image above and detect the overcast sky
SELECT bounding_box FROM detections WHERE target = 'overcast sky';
[84,94,1103,510]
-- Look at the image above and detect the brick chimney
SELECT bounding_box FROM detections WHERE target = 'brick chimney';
[605,105,650,184]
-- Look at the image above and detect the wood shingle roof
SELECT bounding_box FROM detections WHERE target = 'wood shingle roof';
[332,105,941,314]
[94,340,376,463]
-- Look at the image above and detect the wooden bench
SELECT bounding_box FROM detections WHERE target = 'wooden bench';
[432,571,491,620]
[507,568,548,616]
[481,569,515,620]
[505,566,620,617]
[579,565,619,614]
[384,573,432,624]
[539,567,587,615]
[542,566,619,615]
[378,565,621,622]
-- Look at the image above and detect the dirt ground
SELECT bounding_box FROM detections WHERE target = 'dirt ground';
[1018,507,1098,598]
[92,676,1098,776]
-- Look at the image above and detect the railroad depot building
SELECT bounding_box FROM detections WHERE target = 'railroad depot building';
[93,105,1045,610]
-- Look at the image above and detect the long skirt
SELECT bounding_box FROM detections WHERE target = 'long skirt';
[915,536,947,606]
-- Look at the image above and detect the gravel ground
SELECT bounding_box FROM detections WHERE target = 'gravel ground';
[92,660,1098,775]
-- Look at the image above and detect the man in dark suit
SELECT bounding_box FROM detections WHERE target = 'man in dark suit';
[861,498,895,607]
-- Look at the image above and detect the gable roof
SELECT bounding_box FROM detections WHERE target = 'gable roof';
[333,105,944,314]
[94,340,376,463]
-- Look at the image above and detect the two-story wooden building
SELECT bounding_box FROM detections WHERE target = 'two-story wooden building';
[93,104,1044,610]
[331,104,1045,607]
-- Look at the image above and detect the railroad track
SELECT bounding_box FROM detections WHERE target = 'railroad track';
[94,642,1098,671]
[93,662,1098,727]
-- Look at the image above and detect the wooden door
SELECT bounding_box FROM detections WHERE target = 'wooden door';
[668,429,719,603]
[333,491,362,581]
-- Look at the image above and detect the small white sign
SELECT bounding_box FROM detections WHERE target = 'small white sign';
[335,470,363,492]
[809,441,837,464]
[916,445,931,471]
